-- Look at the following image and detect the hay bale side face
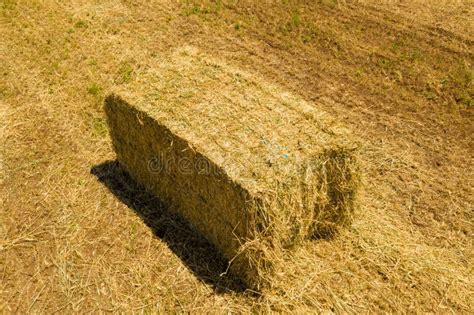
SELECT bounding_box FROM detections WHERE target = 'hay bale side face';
[105,95,275,289]
[105,47,360,290]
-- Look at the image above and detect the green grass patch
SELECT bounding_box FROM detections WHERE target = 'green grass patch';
[74,20,88,29]
[444,67,473,107]
[281,13,302,33]
[1,0,16,10]
[117,62,134,84]
[87,83,102,96]
[92,117,108,138]
[378,57,396,69]
[181,1,222,16]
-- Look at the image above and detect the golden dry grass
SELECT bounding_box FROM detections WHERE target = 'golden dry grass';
[1,0,473,312]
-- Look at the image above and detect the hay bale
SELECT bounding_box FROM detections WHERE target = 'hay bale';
[105,47,360,290]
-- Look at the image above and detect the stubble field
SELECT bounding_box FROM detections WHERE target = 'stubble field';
[1,0,473,312]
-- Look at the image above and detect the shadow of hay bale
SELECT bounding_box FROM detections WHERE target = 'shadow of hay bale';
[91,160,247,294]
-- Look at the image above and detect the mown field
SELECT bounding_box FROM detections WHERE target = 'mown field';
[1,0,473,312]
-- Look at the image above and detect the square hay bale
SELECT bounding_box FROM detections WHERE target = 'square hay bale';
[105,47,360,290]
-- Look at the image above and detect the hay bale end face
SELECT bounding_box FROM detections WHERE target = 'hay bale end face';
[105,47,360,290]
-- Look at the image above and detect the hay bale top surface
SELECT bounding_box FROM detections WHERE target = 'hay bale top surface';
[112,46,355,193]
